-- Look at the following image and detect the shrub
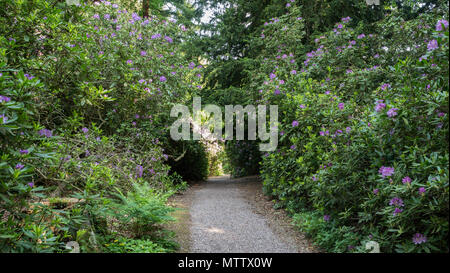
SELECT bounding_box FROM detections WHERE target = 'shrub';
[252,4,449,252]
[225,140,261,178]
[105,182,175,237]
[1,0,199,252]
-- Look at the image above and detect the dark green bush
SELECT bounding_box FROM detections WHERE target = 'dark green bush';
[166,140,208,182]
[225,140,261,178]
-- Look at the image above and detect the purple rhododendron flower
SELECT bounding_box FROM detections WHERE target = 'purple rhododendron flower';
[380,83,391,90]
[0,95,11,103]
[15,163,24,170]
[164,36,173,43]
[135,165,143,178]
[20,149,29,154]
[375,100,386,112]
[132,12,141,21]
[387,108,398,118]
[427,39,439,51]
[402,176,412,184]
[28,182,34,188]
[151,33,161,39]
[81,127,89,134]
[274,89,280,95]
[323,215,330,222]
[393,207,403,216]
[338,103,345,110]
[38,129,53,138]
[412,233,427,244]
[379,166,395,177]
[419,187,426,195]
[389,197,404,207]
[373,188,379,195]
[436,19,449,31]
[292,120,299,127]
[160,76,167,82]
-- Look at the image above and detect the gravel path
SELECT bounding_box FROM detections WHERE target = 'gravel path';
[184,176,315,253]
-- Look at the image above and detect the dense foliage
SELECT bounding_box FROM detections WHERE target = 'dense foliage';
[1,0,448,253]
[229,3,448,253]
[194,0,448,253]
[0,0,205,252]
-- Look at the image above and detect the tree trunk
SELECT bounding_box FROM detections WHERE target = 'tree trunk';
[143,0,149,18]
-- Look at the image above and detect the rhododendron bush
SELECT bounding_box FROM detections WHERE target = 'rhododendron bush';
[0,0,201,252]
[250,5,449,252]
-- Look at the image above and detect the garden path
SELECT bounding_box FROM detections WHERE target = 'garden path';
[169,176,317,253]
